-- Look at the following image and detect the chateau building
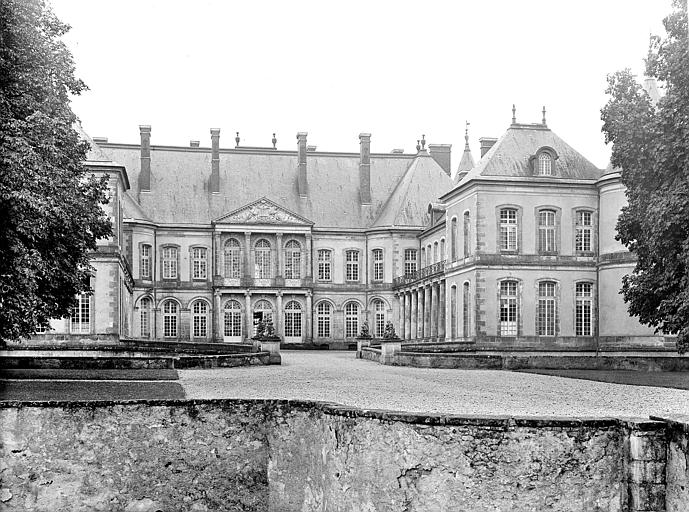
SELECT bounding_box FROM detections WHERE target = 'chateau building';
[40,110,671,350]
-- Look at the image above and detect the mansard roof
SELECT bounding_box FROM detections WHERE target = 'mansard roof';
[98,137,453,229]
[457,123,602,186]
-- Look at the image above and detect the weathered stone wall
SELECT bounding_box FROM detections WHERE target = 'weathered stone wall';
[659,416,689,512]
[1,400,687,511]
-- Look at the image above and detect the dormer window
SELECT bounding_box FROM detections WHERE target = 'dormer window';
[538,153,552,176]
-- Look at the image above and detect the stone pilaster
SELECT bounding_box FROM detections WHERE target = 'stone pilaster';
[431,282,438,338]
[439,280,446,339]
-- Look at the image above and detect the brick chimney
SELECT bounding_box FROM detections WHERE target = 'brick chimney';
[428,144,452,176]
[479,137,498,158]
[359,133,371,204]
[297,132,308,197]
[139,125,151,194]
[210,128,220,193]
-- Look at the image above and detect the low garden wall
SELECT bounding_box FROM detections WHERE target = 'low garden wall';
[1,400,687,511]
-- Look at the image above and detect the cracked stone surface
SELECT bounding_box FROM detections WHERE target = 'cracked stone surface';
[180,351,689,419]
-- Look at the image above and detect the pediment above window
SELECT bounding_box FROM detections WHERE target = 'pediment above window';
[214,197,314,226]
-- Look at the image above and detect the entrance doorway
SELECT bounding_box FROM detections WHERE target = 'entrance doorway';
[284,300,303,343]
[223,299,242,342]
[253,299,273,336]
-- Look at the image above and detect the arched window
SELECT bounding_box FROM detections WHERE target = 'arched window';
[224,300,242,338]
[373,300,386,337]
[462,282,470,338]
[162,246,178,279]
[538,153,553,175]
[140,244,152,280]
[372,249,383,281]
[316,302,332,338]
[576,282,593,336]
[344,302,359,338]
[421,247,426,267]
[191,300,209,339]
[317,249,332,281]
[463,211,471,257]
[345,250,360,282]
[537,281,557,336]
[140,297,152,339]
[440,239,446,261]
[71,293,90,334]
[255,239,272,278]
[162,300,178,338]
[499,208,518,252]
[284,240,302,279]
[192,247,208,280]
[451,217,458,261]
[254,299,273,326]
[450,286,457,338]
[404,249,417,276]
[224,238,241,278]
[433,242,438,263]
[538,210,556,253]
[499,281,518,336]
[284,301,302,338]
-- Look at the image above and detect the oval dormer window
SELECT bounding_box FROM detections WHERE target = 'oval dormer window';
[538,153,553,176]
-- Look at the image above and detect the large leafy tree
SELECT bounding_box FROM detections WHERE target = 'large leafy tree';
[601,0,689,352]
[0,0,111,343]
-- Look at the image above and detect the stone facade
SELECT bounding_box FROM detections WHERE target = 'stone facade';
[33,116,672,350]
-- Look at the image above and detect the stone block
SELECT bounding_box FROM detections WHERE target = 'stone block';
[628,482,666,512]
[630,434,667,461]
[629,460,666,484]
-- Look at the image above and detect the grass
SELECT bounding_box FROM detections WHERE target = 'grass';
[517,369,689,390]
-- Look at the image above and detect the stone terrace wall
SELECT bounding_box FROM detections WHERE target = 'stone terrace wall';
[0,400,687,511]
[657,415,689,511]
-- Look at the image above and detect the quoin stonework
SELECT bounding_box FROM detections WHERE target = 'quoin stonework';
[35,104,671,351]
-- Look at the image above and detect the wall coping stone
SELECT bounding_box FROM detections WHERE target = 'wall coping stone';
[650,414,689,433]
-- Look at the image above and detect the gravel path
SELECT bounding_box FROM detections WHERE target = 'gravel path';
[179,351,689,420]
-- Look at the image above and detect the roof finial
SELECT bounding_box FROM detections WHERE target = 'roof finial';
[512,104,516,124]
[272,132,277,149]
[235,131,240,147]
[416,139,421,152]
[464,121,470,150]
[542,106,547,126]
[421,134,426,150]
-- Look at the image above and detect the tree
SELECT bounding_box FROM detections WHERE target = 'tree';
[0,0,111,343]
[601,0,689,352]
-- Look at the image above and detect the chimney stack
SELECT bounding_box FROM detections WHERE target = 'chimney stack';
[428,144,452,176]
[359,133,371,204]
[139,125,151,194]
[297,132,308,197]
[210,128,220,193]
[190,140,200,148]
[479,137,498,158]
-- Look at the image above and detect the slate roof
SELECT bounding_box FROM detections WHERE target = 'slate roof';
[453,141,475,185]
[97,141,453,229]
[373,153,455,228]
[457,123,602,185]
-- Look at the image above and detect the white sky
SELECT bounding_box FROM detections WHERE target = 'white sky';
[51,0,672,170]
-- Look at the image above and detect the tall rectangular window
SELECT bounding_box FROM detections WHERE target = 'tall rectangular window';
[163,300,178,338]
[140,244,151,280]
[224,239,241,278]
[450,285,457,338]
[345,250,359,282]
[499,209,518,252]
[344,302,359,338]
[463,212,471,257]
[192,247,207,280]
[451,217,458,260]
[537,281,557,336]
[372,249,383,281]
[576,282,593,336]
[140,298,151,338]
[317,302,331,338]
[255,239,272,278]
[317,250,331,281]
[462,282,470,338]
[70,293,90,334]
[162,247,178,279]
[404,249,417,276]
[538,210,556,253]
[499,281,518,336]
[576,211,593,252]
[284,240,302,279]
[192,301,208,338]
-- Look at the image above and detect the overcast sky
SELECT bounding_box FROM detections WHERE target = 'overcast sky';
[51,0,672,171]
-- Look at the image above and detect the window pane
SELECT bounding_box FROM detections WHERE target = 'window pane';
[224,239,241,278]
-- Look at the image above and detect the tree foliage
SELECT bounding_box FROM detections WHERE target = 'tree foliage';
[0,0,111,343]
[601,0,689,352]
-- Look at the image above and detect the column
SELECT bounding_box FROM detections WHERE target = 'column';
[243,231,252,279]
[276,291,283,337]
[438,280,446,339]
[399,293,406,340]
[213,232,221,278]
[417,287,424,339]
[424,284,431,339]
[305,234,313,279]
[276,233,283,278]
[305,291,313,343]
[215,292,222,342]
[405,291,412,340]
[244,290,252,340]
[410,290,417,341]
[431,282,438,338]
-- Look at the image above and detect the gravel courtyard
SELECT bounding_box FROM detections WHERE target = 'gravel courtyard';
[180,350,689,420]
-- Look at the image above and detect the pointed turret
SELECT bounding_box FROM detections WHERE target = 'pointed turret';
[454,121,475,184]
